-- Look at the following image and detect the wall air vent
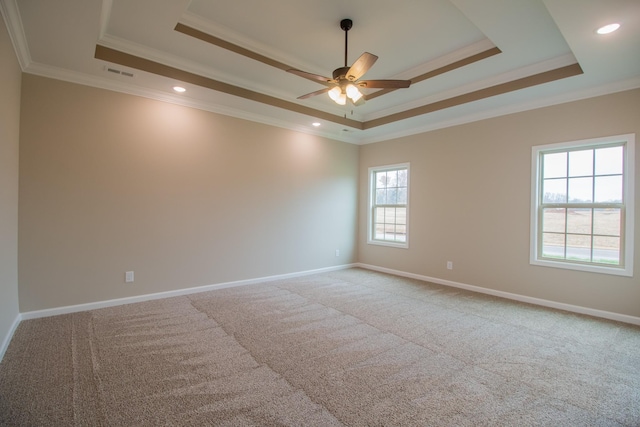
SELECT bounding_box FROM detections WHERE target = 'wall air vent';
[104,65,135,78]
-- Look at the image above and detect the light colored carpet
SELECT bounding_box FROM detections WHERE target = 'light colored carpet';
[1,268,639,426]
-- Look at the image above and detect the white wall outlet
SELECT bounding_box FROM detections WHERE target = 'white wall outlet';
[335,249,340,257]
[446,261,453,270]
[125,271,134,283]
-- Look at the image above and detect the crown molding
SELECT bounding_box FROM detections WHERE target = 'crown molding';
[97,0,113,40]
[0,0,31,70]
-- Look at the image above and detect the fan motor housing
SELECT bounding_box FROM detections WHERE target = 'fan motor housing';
[332,66,351,80]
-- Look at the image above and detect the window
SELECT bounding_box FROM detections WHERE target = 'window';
[530,134,635,276]
[368,164,409,248]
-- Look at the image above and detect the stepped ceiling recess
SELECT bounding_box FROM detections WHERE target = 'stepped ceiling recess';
[2,0,639,143]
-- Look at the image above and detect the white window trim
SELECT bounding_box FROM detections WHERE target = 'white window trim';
[530,134,635,277]
[368,163,410,249]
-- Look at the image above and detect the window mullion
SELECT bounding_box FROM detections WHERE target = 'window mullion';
[590,207,595,262]
[563,206,568,259]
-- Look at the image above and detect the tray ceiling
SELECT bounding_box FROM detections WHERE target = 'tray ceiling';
[2,0,639,143]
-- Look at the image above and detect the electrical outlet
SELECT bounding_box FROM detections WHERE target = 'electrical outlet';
[335,249,340,257]
[446,261,453,270]
[125,271,134,283]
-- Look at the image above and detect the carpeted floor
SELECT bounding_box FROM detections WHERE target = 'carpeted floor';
[1,268,639,426]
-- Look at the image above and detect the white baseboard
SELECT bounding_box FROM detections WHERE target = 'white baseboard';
[16,261,640,326]
[20,264,357,321]
[0,313,22,362]
[356,263,640,326]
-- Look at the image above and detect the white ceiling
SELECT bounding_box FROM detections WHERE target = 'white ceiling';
[2,0,639,144]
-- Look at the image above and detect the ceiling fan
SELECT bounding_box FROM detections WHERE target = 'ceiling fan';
[287,19,412,106]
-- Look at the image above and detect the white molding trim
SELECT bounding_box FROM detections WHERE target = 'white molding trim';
[20,264,356,321]
[97,0,113,40]
[0,313,22,362]
[0,0,31,70]
[356,263,640,326]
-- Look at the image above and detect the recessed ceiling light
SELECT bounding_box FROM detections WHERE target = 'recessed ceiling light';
[312,122,321,127]
[173,86,186,93]
[597,23,620,35]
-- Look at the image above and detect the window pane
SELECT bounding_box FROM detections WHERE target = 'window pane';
[543,178,566,203]
[568,150,593,177]
[374,225,384,240]
[387,188,397,204]
[396,207,407,225]
[542,208,565,233]
[385,207,396,223]
[595,146,623,175]
[387,171,398,187]
[543,152,567,179]
[594,175,622,203]
[397,169,407,187]
[376,172,388,189]
[593,208,620,236]
[568,177,593,202]
[566,234,592,261]
[375,189,386,204]
[566,209,592,234]
[592,236,620,264]
[542,233,564,258]
[397,188,407,205]
[374,206,384,222]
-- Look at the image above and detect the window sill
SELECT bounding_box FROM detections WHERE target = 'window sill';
[530,258,633,277]
[367,239,409,249]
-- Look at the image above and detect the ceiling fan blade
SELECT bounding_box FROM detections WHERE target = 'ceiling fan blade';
[297,87,331,100]
[357,79,412,89]
[346,52,378,81]
[287,69,334,86]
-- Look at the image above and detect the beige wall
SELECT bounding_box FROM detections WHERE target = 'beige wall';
[0,13,21,348]
[13,70,640,319]
[18,75,358,312]
[359,89,640,318]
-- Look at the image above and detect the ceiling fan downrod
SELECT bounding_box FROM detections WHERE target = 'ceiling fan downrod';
[340,19,352,67]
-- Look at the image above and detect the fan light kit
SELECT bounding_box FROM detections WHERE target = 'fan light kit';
[287,19,411,106]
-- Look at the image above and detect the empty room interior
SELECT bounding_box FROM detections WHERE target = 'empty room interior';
[1,0,639,425]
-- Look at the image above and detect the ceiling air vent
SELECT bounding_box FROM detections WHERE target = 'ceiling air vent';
[104,65,134,78]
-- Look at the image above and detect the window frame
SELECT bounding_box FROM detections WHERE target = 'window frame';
[530,134,635,277]
[368,163,410,249]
